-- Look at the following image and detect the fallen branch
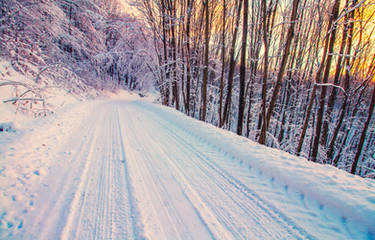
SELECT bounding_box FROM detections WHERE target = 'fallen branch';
[3,98,45,103]
[0,80,32,89]
[35,64,61,83]
[315,83,347,96]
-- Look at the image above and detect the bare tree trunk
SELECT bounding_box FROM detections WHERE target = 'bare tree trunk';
[237,0,249,135]
[171,25,179,110]
[222,0,243,127]
[166,0,179,110]
[201,0,209,121]
[185,0,194,115]
[218,0,226,127]
[161,0,170,105]
[246,80,254,138]
[258,0,269,145]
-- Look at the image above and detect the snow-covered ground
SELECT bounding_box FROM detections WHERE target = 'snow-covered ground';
[1,91,374,239]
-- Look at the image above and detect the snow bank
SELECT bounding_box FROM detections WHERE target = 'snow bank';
[136,100,375,237]
[0,59,103,140]
[0,96,103,238]
[0,60,105,238]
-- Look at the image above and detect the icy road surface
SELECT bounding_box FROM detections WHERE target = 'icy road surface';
[1,99,374,239]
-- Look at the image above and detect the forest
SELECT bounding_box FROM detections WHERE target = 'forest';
[132,0,375,177]
[0,0,153,93]
[1,0,375,178]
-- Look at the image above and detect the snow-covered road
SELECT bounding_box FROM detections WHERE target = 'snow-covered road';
[1,98,374,239]
[121,102,312,239]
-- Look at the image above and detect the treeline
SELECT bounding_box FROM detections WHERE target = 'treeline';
[135,0,375,177]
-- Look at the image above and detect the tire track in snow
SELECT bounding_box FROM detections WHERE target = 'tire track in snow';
[116,104,143,239]
[60,106,111,239]
[129,102,314,240]
[25,106,103,240]
[172,138,313,239]
[123,104,287,239]
[121,108,247,239]
[118,106,171,239]
[60,103,135,239]
[129,119,244,239]
[118,103,215,240]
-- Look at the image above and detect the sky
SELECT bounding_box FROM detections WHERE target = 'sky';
[118,0,139,16]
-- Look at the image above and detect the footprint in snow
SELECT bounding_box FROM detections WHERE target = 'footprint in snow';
[7,221,13,229]
[17,220,23,229]
[367,196,375,204]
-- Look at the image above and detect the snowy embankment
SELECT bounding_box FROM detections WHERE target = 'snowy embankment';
[0,64,128,237]
[0,94,98,236]
[137,101,375,237]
